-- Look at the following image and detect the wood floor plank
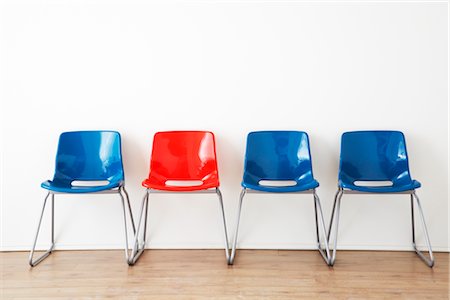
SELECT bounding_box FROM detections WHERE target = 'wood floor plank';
[1,250,448,299]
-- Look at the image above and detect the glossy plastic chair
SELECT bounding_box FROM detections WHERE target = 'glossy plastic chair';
[29,131,136,266]
[229,131,331,265]
[128,131,230,265]
[328,131,434,267]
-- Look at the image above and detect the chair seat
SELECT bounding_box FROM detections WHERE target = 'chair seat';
[339,180,421,193]
[41,180,121,193]
[242,179,319,193]
[142,178,219,192]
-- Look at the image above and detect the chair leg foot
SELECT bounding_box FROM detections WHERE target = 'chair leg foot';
[327,189,343,267]
[119,186,141,265]
[216,188,231,264]
[29,193,55,267]
[313,190,332,266]
[128,190,149,266]
[229,188,246,265]
[411,192,434,268]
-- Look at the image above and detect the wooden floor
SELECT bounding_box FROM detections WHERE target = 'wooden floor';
[1,250,448,299]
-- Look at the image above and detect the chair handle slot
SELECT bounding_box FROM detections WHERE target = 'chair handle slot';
[353,180,393,187]
[258,180,297,187]
[165,180,203,187]
[71,180,110,187]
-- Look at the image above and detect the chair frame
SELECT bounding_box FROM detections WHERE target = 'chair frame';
[29,186,136,266]
[327,188,434,267]
[229,188,331,265]
[128,187,230,265]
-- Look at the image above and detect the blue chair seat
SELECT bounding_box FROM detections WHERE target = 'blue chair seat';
[339,179,421,193]
[242,179,319,193]
[337,131,421,194]
[41,179,122,194]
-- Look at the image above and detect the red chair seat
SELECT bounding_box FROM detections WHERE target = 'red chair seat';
[142,131,220,191]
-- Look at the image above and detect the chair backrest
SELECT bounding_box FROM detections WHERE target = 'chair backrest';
[339,131,412,184]
[148,131,219,184]
[53,131,124,184]
[242,131,314,185]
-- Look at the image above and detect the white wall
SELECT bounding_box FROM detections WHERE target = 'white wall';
[0,1,448,252]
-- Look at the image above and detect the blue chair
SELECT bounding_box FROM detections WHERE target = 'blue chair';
[29,131,136,266]
[229,131,331,265]
[328,131,434,267]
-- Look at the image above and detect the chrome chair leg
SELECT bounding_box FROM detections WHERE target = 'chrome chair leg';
[29,192,55,267]
[216,188,231,264]
[411,192,434,267]
[120,186,138,252]
[229,188,246,265]
[128,190,149,265]
[121,186,136,233]
[119,186,138,264]
[313,190,331,265]
[327,188,343,266]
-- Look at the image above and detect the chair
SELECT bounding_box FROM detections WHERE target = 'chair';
[128,131,230,265]
[29,131,136,266]
[229,131,331,265]
[328,131,434,267]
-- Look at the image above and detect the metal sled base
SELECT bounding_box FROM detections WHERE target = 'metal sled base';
[327,188,434,267]
[128,187,231,265]
[229,188,331,266]
[29,186,136,267]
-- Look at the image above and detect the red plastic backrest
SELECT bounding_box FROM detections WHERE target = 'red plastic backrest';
[148,131,219,185]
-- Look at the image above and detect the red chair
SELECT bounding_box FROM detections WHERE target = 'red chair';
[128,131,230,265]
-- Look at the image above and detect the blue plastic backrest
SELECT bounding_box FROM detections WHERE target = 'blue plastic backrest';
[242,131,314,185]
[52,131,124,184]
[339,131,412,185]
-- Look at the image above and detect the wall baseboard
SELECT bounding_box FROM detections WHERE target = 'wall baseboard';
[2,243,449,252]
